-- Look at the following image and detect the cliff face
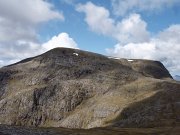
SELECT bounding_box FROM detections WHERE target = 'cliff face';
[0,48,179,129]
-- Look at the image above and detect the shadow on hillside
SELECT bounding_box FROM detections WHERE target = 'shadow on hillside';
[106,84,180,128]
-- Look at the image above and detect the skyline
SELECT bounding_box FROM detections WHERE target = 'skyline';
[0,0,180,75]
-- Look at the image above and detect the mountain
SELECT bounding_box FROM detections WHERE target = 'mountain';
[174,75,180,81]
[0,48,180,132]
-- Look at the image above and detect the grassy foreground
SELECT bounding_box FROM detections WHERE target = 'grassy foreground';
[0,125,180,135]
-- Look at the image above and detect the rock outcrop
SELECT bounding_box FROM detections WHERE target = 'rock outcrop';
[0,48,179,129]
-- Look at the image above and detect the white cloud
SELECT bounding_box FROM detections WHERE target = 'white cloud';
[0,0,68,67]
[115,14,149,43]
[111,0,180,16]
[42,33,78,50]
[0,0,64,42]
[0,32,78,67]
[158,25,180,43]
[77,2,180,75]
[0,0,64,24]
[106,42,156,60]
[107,25,180,75]
[0,41,41,66]
[0,60,4,67]
[76,2,115,36]
[76,2,149,44]
[0,17,37,42]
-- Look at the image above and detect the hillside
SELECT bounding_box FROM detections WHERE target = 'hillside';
[0,48,179,131]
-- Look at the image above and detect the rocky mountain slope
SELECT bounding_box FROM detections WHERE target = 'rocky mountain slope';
[0,48,179,130]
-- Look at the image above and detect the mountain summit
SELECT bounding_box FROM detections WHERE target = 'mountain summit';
[0,48,179,129]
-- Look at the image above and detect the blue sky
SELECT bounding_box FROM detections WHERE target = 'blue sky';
[38,0,118,53]
[39,0,180,53]
[0,0,180,75]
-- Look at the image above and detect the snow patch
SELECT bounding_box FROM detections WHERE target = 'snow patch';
[113,57,120,60]
[128,59,134,62]
[73,53,79,56]
[108,56,120,60]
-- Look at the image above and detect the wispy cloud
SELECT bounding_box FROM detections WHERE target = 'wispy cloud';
[111,0,180,16]
[62,0,76,5]
[76,2,149,44]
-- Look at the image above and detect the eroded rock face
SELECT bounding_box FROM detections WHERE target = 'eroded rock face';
[0,48,179,129]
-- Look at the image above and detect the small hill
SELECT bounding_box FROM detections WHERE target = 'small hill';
[0,48,179,130]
